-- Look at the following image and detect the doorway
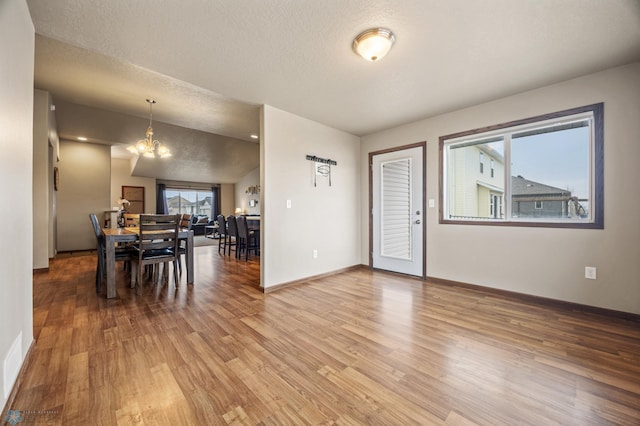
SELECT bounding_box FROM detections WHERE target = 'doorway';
[370,143,426,278]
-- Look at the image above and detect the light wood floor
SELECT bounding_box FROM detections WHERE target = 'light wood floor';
[4,245,640,425]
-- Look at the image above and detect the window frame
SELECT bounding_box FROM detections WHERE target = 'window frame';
[439,103,604,229]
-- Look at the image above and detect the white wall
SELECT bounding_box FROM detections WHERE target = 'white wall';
[57,141,111,251]
[361,63,640,314]
[0,0,34,408]
[234,167,260,215]
[110,157,156,213]
[262,105,361,288]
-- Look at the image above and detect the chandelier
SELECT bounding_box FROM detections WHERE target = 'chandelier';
[127,99,171,158]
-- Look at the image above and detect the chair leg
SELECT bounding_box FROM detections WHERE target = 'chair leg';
[173,260,180,287]
[161,262,169,286]
[130,261,137,288]
[96,263,102,293]
[96,247,105,293]
[218,234,225,254]
[239,238,246,259]
[137,262,144,289]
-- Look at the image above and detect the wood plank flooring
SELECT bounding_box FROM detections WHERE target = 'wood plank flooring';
[4,245,640,425]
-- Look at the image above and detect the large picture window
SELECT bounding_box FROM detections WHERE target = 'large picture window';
[440,103,603,228]
[165,188,215,217]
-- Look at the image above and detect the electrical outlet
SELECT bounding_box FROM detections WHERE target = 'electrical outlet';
[585,266,597,280]
[312,249,318,259]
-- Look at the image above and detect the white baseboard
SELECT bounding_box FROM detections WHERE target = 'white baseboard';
[3,332,22,399]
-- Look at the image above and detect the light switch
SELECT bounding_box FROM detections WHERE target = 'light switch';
[428,199,435,208]
[286,199,292,209]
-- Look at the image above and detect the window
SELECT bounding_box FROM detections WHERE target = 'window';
[165,188,215,217]
[490,193,502,219]
[440,103,603,228]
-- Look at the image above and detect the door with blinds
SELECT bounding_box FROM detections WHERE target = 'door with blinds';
[371,145,424,277]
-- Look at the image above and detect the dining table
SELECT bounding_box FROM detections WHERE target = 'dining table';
[101,226,194,298]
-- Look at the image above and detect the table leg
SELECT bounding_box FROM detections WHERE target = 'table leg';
[186,231,194,284]
[105,238,117,298]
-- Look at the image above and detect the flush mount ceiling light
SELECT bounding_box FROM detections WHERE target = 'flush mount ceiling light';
[352,28,395,62]
[127,99,171,158]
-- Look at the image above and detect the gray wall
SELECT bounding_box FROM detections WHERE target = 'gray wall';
[0,0,34,408]
[110,157,156,213]
[33,90,58,268]
[57,141,111,251]
[262,105,361,288]
[235,167,260,215]
[220,183,235,217]
[361,62,640,314]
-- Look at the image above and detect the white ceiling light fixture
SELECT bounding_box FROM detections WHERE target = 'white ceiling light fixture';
[127,99,172,158]
[352,28,396,62]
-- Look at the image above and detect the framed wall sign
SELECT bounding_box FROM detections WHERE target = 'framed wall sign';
[122,186,145,214]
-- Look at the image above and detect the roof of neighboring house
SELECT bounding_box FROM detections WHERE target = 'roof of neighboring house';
[511,175,570,197]
[167,195,194,206]
[196,196,212,207]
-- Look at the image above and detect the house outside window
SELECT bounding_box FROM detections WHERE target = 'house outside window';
[440,103,603,228]
[166,189,213,217]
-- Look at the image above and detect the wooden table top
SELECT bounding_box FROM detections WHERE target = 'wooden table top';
[102,227,191,236]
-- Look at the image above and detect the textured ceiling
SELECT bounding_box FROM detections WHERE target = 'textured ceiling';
[26,0,640,182]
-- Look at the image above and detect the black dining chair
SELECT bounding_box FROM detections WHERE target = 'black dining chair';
[236,215,259,260]
[129,214,181,289]
[225,215,239,257]
[216,214,227,254]
[89,213,131,293]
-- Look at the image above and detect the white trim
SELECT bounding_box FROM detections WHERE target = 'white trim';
[3,332,22,399]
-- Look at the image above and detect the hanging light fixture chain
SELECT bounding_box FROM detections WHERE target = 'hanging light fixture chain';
[147,99,156,127]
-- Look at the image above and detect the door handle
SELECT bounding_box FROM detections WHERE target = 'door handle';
[415,219,421,224]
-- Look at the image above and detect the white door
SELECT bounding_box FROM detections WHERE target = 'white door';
[371,146,424,277]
